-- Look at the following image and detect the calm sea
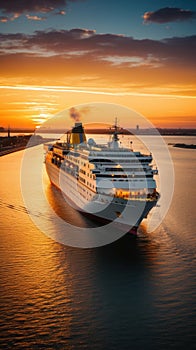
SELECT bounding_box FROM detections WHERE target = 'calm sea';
[0,136,195,349]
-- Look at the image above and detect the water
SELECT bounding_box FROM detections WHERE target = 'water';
[0,137,195,349]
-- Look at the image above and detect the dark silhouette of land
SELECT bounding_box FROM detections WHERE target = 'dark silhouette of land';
[0,135,31,156]
[0,127,196,136]
[0,126,195,156]
[0,134,49,156]
[37,127,196,135]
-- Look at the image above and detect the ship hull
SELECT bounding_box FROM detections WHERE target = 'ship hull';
[45,161,157,234]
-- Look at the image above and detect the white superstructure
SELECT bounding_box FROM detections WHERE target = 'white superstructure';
[45,121,159,234]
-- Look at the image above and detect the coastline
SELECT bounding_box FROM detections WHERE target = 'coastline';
[0,145,26,157]
[1,141,195,157]
[0,135,48,157]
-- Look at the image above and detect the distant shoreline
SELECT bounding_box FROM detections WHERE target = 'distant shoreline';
[0,128,196,136]
[0,146,26,157]
[0,134,196,157]
[0,135,46,157]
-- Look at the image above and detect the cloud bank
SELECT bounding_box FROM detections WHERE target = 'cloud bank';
[0,0,67,14]
[143,7,196,24]
[0,0,81,21]
[0,29,195,67]
[0,29,195,91]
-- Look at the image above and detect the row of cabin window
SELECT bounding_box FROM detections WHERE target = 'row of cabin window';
[80,161,91,168]
[78,176,95,189]
[79,169,94,179]
[91,159,150,164]
[96,174,153,178]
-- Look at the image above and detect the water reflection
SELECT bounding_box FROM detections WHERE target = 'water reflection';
[45,179,97,228]
[0,146,195,349]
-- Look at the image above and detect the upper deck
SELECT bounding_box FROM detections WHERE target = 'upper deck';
[45,121,158,200]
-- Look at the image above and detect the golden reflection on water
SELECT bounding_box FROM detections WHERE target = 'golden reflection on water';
[45,177,93,228]
[0,143,195,349]
[0,151,75,341]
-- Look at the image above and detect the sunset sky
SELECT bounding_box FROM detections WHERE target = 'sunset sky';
[0,0,195,129]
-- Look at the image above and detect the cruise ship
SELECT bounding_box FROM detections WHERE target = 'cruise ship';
[44,121,159,234]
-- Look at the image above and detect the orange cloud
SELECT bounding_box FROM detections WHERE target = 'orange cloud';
[0,30,195,90]
[0,29,195,129]
[0,85,195,130]
[26,15,47,21]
